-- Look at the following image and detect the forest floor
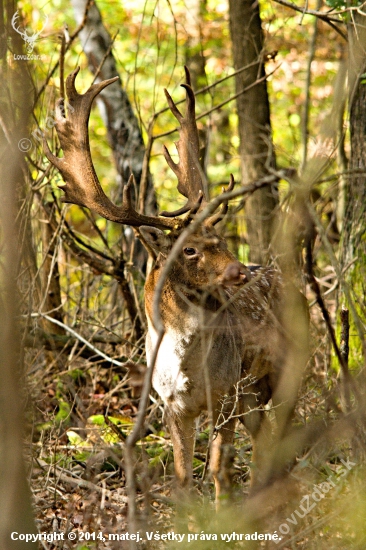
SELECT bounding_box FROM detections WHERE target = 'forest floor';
[26,290,366,550]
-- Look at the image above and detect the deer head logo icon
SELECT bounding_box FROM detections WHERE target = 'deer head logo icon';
[11,11,48,54]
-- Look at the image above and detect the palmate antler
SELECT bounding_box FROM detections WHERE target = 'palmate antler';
[162,67,234,225]
[161,67,206,217]
[45,66,233,230]
[44,68,183,230]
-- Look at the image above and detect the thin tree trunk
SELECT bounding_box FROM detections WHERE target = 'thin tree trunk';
[228,0,278,264]
[41,208,65,335]
[184,0,207,90]
[0,4,37,546]
[184,0,211,189]
[344,78,366,264]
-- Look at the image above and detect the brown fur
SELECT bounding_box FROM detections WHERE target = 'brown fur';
[142,225,294,500]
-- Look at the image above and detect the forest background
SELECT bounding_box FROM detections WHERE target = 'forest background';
[0,0,366,548]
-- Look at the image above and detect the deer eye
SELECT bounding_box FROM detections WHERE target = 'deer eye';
[183,247,198,256]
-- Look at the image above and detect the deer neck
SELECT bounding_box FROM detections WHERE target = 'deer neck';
[144,262,222,336]
[144,264,239,416]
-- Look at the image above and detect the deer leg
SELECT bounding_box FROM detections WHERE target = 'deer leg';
[271,372,296,440]
[239,383,273,490]
[209,407,236,506]
[166,411,195,490]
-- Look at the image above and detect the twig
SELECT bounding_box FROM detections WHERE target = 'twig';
[24,327,143,371]
[35,0,94,102]
[91,30,119,85]
[152,59,265,119]
[273,0,348,41]
[196,68,279,122]
[48,193,114,261]
[36,458,128,503]
[301,0,321,171]
[307,201,366,356]
[304,242,354,411]
[154,68,279,140]
[42,196,144,339]
[340,307,351,412]
[29,313,127,368]
[124,327,164,549]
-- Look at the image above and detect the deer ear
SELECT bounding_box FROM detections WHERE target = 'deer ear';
[139,226,171,255]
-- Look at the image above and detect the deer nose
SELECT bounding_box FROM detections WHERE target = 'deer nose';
[221,261,252,286]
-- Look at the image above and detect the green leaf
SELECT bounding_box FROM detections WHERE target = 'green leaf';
[67,430,88,447]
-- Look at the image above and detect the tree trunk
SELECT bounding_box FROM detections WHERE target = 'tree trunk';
[0,160,38,549]
[342,16,366,269]
[338,16,366,367]
[228,0,278,264]
[0,5,37,546]
[344,79,366,264]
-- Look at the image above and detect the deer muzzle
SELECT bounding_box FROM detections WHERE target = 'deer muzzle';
[221,261,252,286]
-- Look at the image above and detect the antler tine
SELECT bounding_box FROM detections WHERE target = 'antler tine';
[205,174,235,227]
[160,66,207,218]
[44,68,182,231]
[184,65,192,87]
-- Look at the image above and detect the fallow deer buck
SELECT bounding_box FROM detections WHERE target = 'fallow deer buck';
[45,66,308,501]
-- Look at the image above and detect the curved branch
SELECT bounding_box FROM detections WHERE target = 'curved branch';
[273,0,348,41]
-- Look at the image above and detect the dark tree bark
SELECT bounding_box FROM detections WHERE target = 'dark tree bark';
[228,0,278,264]
[337,16,366,366]
[344,80,366,262]
[0,161,38,550]
[342,17,366,269]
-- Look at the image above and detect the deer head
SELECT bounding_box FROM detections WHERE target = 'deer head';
[11,11,48,54]
[141,224,251,291]
[44,67,252,313]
